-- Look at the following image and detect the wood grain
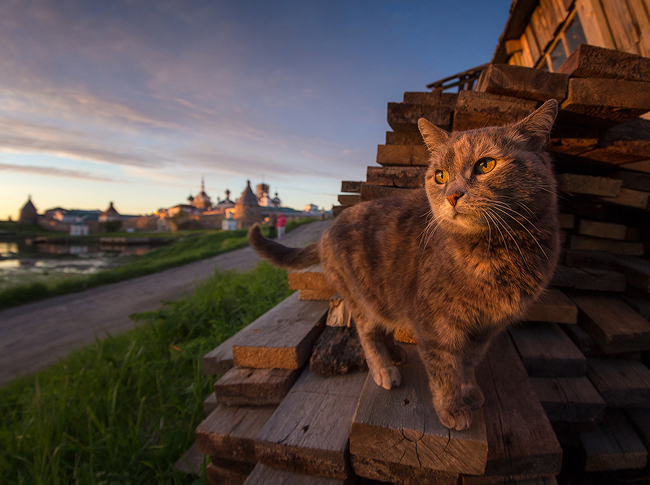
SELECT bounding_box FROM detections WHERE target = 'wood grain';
[556,44,650,82]
[557,173,622,197]
[452,91,537,132]
[476,63,568,102]
[214,367,300,406]
[387,102,452,132]
[254,368,367,479]
[359,183,409,202]
[207,458,255,485]
[351,454,458,485]
[299,289,336,301]
[340,181,361,193]
[551,265,626,292]
[242,464,356,485]
[587,358,650,407]
[524,288,577,324]
[403,91,458,109]
[568,235,644,256]
[615,256,650,292]
[376,144,429,167]
[350,345,488,475]
[366,166,426,188]
[578,220,627,240]
[530,377,605,423]
[232,292,328,370]
[337,194,361,206]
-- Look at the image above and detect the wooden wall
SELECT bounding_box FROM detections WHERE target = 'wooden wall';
[508,0,650,69]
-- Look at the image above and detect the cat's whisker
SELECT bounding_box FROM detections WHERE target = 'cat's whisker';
[492,206,548,260]
[478,209,492,255]
[485,210,509,257]
[489,209,530,270]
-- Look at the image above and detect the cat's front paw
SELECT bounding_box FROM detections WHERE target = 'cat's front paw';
[371,364,401,390]
[436,402,473,431]
[461,384,484,410]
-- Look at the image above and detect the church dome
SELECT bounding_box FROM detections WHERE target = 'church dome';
[19,196,38,224]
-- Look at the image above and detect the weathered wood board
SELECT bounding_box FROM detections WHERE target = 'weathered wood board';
[359,183,409,202]
[463,475,558,485]
[470,334,562,478]
[615,168,650,192]
[452,91,537,132]
[340,181,361,193]
[243,464,356,485]
[195,404,277,463]
[530,377,605,423]
[376,144,429,167]
[207,458,255,485]
[351,455,458,485]
[254,368,367,479]
[587,358,650,407]
[561,78,650,123]
[622,289,650,320]
[366,166,426,188]
[556,44,650,82]
[558,213,575,230]
[615,256,650,292]
[476,63,569,102]
[232,292,328,370]
[570,295,650,354]
[551,265,626,292]
[581,142,650,165]
[557,173,622,197]
[350,345,488,475]
[509,322,586,377]
[214,367,300,406]
[581,409,648,472]
[523,288,577,324]
[204,392,218,417]
[385,130,425,146]
[627,407,650,452]
[337,194,361,206]
[562,324,597,358]
[569,235,644,256]
[403,91,458,109]
[577,220,627,240]
[601,187,650,210]
[327,294,351,328]
[548,137,598,156]
[288,266,332,292]
[387,102,452,131]
[299,288,336,301]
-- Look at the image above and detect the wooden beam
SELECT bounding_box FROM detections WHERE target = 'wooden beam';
[548,137,598,156]
[601,187,650,210]
[615,169,650,192]
[350,345,488,475]
[366,166,426,188]
[204,393,218,417]
[556,43,650,82]
[476,64,569,102]
[557,173,622,197]
[568,235,644,256]
[288,266,331,291]
[376,144,429,167]
[206,458,255,485]
[214,367,300,406]
[562,323,597,358]
[255,368,367,479]
[470,334,562,478]
[403,91,458,109]
[298,289,335,301]
[578,220,627,240]
[195,404,277,463]
[580,141,650,165]
[530,377,605,423]
[337,194,360,206]
[232,292,328,370]
[387,102,452,132]
[616,256,650,292]
[571,295,650,354]
[509,322,587,377]
[243,464,356,485]
[524,288,578,324]
[340,181,361,193]
[452,91,537,132]
[587,358,650,407]
[551,265,626,292]
[581,410,648,471]
[385,130,425,146]
[351,455,458,485]
[359,183,409,202]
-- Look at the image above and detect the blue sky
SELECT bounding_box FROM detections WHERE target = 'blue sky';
[0,0,511,219]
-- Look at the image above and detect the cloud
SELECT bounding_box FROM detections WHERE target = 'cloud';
[0,162,117,182]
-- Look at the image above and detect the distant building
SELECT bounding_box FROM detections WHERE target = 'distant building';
[70,220,89,236]
[189,177,213,211]
[234,180,263,229]
[304,203,319,213]
[213,189,235,212]
[98,202,122,222]
[19,196,38,224]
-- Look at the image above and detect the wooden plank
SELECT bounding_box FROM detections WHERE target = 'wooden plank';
[571,295,650,354]
[557,173,622,197]
[359,183,409,202]
[602,187,650,210]
[204,393,218,417]
[569,235,644,256]
[376,144,429,167]
[581,409,648,471]
[615,256,650,292]
[340,181,361,193]
[351,455,458,485]
[337,194,361,206]
[326,294,350,328]
[255,368,367,479]
[195,404,277,463]
[385,130,424,146]
[599,0,641,54]
[509,322,586,377]
[558,213,575,229]
[232,292,328,370]
[615,170,650,192]
[561,78,650,123]
[524,288,578,324]
[387,102,452,132]
[207,458,255,485]
[462,474,557,485]
[580,142,650,165]
[288,266,330,291]
[621,160,650,173]
[524,25,541,64]
[562,323,597,357]
[530,9,553,52]
[548,137,598,156]
[366,166,426,188]
[555,44,650,80]
[627,407,650,451]
[469,334,562,478]
[587,358,650,406]
[452,91,537,132]
[214,367,300,406]
[476,64,569,102]
[350,345,488,475]
[403,91,458,109]
[332,205,349,218]
[578,220,627,240]
[243,464,355,485]
[530,377,605,423]
[551,265,626,292]
[299,289,335,301]
[174,442,205,476]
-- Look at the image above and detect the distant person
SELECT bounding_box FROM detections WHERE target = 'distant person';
[321,209,325,220]
[277,213,286,239]
[268,213,277,239]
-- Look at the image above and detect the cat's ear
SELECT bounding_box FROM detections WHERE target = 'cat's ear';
[513,99,558,150]
[418,118,449,152]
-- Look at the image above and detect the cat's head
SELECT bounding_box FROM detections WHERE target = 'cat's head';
[418,99,558,234]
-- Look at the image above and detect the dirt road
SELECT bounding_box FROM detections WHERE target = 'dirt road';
[0,220,331,386]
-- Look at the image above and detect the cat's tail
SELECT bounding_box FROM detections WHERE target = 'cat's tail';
[247,224,320,269]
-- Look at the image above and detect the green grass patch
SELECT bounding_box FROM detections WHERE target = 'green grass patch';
[0,217,318,310]
[0,262,293,484]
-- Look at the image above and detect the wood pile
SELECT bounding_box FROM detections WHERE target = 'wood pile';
[193,45,650,484]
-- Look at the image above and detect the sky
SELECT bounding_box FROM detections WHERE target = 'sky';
[0,0,511,219]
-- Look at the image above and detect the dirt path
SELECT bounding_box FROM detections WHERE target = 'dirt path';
[0,220,331,386]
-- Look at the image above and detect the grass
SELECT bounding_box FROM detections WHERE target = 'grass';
[0,217,318,310]
[0,262,293,484]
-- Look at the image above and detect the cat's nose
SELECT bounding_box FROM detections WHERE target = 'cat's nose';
[446,191,464,207]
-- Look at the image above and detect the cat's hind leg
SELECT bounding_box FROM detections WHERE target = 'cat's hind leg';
[356,317,401,390]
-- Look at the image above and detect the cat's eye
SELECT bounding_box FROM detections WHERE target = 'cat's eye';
[475,157,496,174]
[434,170,448,184]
